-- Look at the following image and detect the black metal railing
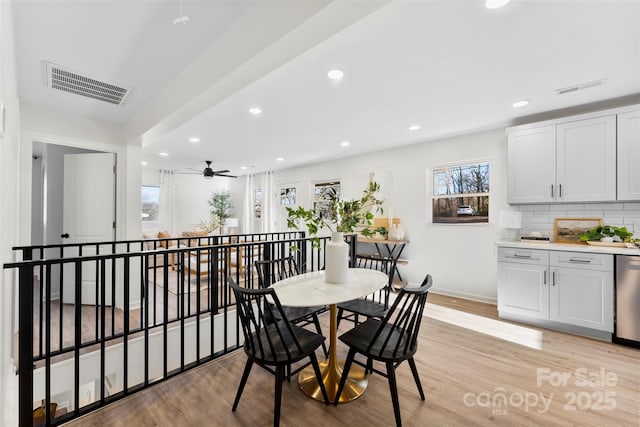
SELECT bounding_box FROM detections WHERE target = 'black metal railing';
[5,232,357,426]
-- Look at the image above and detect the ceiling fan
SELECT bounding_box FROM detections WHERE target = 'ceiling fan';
[180,160,237,179]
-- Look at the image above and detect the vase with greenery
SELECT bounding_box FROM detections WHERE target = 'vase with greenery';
[198,191,233,233]
[286,180,384,283]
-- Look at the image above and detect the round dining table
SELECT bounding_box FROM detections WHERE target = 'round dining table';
[271,268,388,403]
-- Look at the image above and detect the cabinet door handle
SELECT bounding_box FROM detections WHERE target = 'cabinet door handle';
[559,184,563,198]
[552,271,556,286]
[543,270,547,285]
[569,257,592,264]
[550,184,554,198]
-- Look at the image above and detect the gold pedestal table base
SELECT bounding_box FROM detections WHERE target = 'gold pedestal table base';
[297,304,367,403]
[298,358,367,403]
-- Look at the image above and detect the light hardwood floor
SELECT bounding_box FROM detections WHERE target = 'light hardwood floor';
[64,293,640,427]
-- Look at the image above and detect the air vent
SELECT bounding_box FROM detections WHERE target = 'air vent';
[556,78,607,95]
[43,61,131,106]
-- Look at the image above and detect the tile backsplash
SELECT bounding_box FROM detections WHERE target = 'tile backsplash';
[515,202,640,240]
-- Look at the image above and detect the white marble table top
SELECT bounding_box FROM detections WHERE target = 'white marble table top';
[272,268,388,307]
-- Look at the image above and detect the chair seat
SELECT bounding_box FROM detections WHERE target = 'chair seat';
[337,298,388,319]
[277,306,325,323]
[339,318,413,362]
[245,321,326,365]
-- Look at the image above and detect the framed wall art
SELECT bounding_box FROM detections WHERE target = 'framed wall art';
[553,217,603,243]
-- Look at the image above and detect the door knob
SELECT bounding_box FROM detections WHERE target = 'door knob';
[61,233,70,239]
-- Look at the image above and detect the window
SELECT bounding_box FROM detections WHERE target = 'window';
[141,186,160,221]
[314,181,340,220]
[431,162,489,224]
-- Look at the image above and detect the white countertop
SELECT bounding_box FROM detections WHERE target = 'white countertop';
[496,240,640,256]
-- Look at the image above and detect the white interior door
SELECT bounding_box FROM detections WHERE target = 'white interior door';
[62,153,115,305]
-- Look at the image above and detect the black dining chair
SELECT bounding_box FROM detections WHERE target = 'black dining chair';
[336,254,393,328]
[333,274,433,427]
[255,256,328,358]
[229,277,329,427]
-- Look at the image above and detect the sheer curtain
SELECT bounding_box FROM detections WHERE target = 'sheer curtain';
[243,173,254,234]
[159,169,175,232]
[262,171,275,233]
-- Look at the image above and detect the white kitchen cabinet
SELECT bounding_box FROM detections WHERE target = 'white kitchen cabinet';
[507,126,556,203]
[556,116,617,202]
[617,110,640,201]
[498,248,549,319]
[507,114,617,203]
[549,251,614,332]
[498,247,614,336]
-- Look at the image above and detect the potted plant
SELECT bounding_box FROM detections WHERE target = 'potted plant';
[286,180,384,283]
[198,191,233,234]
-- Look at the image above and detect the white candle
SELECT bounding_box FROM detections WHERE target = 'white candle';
[388,208,392,227]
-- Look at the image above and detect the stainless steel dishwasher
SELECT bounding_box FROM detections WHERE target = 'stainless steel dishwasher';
[615,255,640,347]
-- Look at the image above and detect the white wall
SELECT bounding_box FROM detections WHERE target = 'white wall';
[0,1,21,424]
[273,128,509,303]
[31,155,43,246]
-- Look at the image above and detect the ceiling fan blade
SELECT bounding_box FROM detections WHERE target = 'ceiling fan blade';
[214,173,237,178]
[187,167,201,172]
[213,169,230,174]
[176,171,200,175]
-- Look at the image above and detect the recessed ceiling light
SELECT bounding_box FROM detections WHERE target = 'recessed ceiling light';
[240,166,247,170]
[409,125,421,131]
[513,99,530,108]
[485,0,511,9]
[189,137,200,143]
[159,152,169,157]
[249,107,262,115]
[141,161,148,166]
[327,69,344,80]
[276,157,284,162]
[340,141,350,147]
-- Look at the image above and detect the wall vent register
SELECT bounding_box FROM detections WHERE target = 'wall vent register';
[43,61,131,106]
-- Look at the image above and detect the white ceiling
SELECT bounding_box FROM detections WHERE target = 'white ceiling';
[11,0,640,176]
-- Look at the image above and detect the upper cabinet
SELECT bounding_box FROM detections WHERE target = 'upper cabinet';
[507,106,639,204]
[507,125,556,203]
[508,115,616,204]
[617,111,640,201]
[556,116,616,202]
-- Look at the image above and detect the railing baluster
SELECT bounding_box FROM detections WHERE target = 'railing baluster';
[123,256,130,394]
[18,263,34,427]
[74,260,82,416]
[100,258,106,406]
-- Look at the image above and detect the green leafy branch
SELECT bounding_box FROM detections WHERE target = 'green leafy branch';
[579,225,634,242]
[286,180,384,247]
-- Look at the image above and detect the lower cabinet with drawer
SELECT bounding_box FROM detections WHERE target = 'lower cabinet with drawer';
[498,247,613,340]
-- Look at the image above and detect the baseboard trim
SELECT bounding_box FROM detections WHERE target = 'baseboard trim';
[499,312,612,342]
[429,287,496,305]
